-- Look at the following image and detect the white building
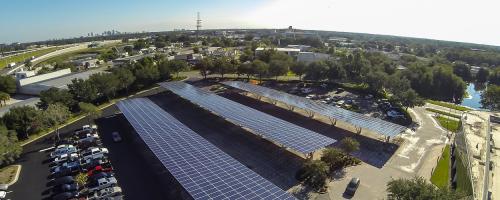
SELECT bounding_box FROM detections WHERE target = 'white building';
[286,45,311,51]
[15,70,36,80]
[297,52,332,64]
[255,47,301,57]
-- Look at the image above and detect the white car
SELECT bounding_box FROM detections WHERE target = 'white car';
[89,186,122,199]
[81,147,109,160]
[0,184,8,199]
[50,145,77,158]
[88,177,118,193]
[53,153,79,164]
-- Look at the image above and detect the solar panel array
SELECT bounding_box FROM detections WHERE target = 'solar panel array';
[160,82,336,154]
[117,98,296,200]
[222,81,407,137]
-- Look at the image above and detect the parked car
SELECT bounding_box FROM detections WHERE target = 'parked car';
[52,191,79,200]
[344,177,360,196]
[51,160,80,171]
[51,166,80,178]
[87,165,113,176]
[0,184,8,199]
[335,88,345,94]
[88,186,122,200]
[89,172,114,182]
[52,153,79,165]
[50,145,77,158]
[51,176,74,187]
[81,147,108,160]
[82,158,111,170]
[102,195,124,200]
[111,132,122,142]
[88,177,118,193]
[52,183,78,193]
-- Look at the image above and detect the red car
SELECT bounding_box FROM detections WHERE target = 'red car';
[87,165,113,176]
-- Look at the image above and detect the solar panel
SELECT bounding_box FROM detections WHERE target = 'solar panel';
[159,82,336,154]
[222,81,408,137]
[117,98,296,200]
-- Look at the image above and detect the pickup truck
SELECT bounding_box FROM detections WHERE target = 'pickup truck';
[88,177,117,193]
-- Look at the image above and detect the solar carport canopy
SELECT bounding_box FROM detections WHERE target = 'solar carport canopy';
[222,81,407,137]
[117,98,296,200]
[160,82,336,154]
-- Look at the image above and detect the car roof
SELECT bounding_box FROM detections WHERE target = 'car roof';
[350,177,360,184]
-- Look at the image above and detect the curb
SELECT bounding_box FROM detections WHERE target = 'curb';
[6,165,21,186]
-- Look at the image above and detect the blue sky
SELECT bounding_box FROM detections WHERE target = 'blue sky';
[1,0,500,46]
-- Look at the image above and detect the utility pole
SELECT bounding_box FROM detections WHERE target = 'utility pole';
[196,12,202,41]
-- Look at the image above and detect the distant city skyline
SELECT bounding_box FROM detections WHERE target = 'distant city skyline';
[1,0,500,46]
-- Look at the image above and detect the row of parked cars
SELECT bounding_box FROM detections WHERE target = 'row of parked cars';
[48,125,123,200]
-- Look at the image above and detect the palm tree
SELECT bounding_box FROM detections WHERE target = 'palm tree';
[0,92,10,107]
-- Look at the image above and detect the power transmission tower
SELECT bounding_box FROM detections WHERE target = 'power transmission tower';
[196,12,202,41]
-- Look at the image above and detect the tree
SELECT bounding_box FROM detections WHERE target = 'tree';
[38,88,75,110]
[68,79,98,103]
[326,60,346,82]
[0,75,16,94]
[214,57,235,78]
[364,70,387,93]
[167,60,188,78]
[481,85,500,111]
[397,89,425,110]
[339,137,360,154]
[24,60,32,70]
[237,62,253,80]
[452,61,472,82]
[196,57,214,79]
[113,67,136,92]
[290,62,307,80]
[320,147,345,170]
[475,67,490,83]
[44,103,71,140]
[387,177,464,200]
[299,160,329,191]
[268,60,289,80]
[489,68,500,85]
[252,60,269,82]
[89,73,119,101]
[0,125,22,165]
[0,92,10,107]
[239,48,254,63]
[133,39,147,50]
[79,102,102,125]
[132,58,160,88]
[3,106,42,139]
[304,61,328,81]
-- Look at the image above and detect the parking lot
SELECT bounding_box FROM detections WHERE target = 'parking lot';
[263,82,409,125]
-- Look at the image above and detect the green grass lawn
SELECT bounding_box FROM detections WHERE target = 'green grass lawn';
[436,116,460,133]
[431,145,450,189]
[426,100,472,112]
[426,108,461,119]
[0,47,62,69]
[455,154,473,195]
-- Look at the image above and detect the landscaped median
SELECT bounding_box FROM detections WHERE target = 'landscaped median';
[435,116,461,133]
[0,165,21,186]
[425,108,461,119]
[430,145,450,189]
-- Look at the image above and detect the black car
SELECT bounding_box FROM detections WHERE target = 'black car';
[89,172,113,182]
[52,191,78,200]
[344,177,360,196]
[51,166,79,178]
[53,183,78,193]
[51,176,74,187]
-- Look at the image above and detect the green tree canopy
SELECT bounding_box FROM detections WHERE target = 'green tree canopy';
[299,160,329,191]
[2,106,42,139]
[0,92,10,107]
[481,85,500,111]
[38,88,75,110]
[290,62,307,80]
[252,60,269,82]
[79,102,102,125]
[0,75,16,94]
[68,78,98,103]
[0,125,21,165]
[387,177,464,200]
[339,137,360,154]
[304,61,328,81]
